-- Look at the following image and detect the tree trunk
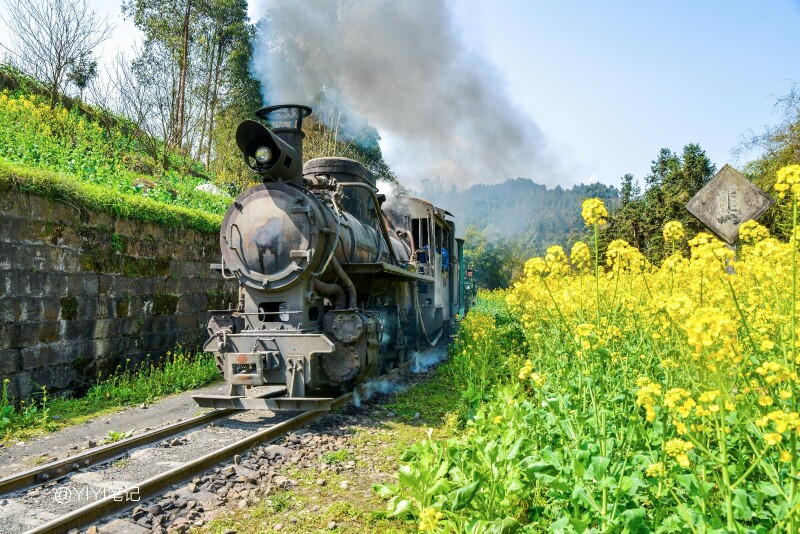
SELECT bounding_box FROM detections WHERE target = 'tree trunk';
[205,37,224,168]
[197,29,217,164]
[175,0,193,150]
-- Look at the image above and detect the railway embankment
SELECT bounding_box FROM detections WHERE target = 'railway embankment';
[0,180,236,402]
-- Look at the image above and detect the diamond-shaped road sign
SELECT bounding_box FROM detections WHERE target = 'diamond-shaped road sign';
[685,164,775,244]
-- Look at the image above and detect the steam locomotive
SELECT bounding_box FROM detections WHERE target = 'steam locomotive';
[193,105,463,411]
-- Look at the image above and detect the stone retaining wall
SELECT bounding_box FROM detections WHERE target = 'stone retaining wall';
[0,191,235,399]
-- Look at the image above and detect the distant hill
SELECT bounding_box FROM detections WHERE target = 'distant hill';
[419,178,620,254]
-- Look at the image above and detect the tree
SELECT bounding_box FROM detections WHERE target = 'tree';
[739,84,800,238]
[123,0,195,150]
[66,52,98,101]
[463,226,522,290]
[109,46,178,170]
[607,144,716,262]
[0,0,111,108]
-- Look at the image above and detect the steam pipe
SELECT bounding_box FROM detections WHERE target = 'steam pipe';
[313,278,346,310]
[331,257,357,309]
[396,229,416,261]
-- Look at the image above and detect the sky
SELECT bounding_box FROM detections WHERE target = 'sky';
[1,0,799,190]
[447,0,800,188]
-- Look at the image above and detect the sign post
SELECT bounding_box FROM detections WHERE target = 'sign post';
[685,164,775,244]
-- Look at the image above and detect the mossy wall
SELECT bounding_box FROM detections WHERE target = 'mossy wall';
[0,191,237,399]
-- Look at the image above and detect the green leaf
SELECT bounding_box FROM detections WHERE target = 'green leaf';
[434,458,450,480]
[732,488,754,520]
[371,483,396,498]
[621,508,650,533]
[591,456,610,479]
[397,464,420,488]
[427,478,451,496]
[506,438,527,461]
[448,479,482,511]
[571,486,599,512]
[388,498,414,518]
[484,516,521,534]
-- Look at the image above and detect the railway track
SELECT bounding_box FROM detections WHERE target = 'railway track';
[1,364,410,534]
[0,409,235,496]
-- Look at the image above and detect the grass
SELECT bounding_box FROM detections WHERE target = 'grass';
[0,159,222,234]
[1,349,221,443]
[0,79,234,233]
[322,449,356,465]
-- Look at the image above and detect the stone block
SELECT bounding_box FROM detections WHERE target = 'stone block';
[76,296,99,320]
[178,293,207,314]
[29,364,79,392]
[41,297,62,321]
[8,371,34,399]
[0,322,40,349]
[0,297,22,322]
[5,269,28,296]
[59,248,84,272]
[92,337,113,358]
[27,271,48,297]
[39,321,60,343]
[92,319,118,340]
[0,348,21,374]
[22,344,69,370]
[94,296,115,320]
[61,319,95,339]
[19,297,43,322]
[111,276,131,295]
[83,274,99,296]
[143,332,164,351]
[63,339,96,363]
[97,275,113,294]
[174,313,199,332]
[118,317,140,336]
[65,273,85,295]
[44,273,69,297]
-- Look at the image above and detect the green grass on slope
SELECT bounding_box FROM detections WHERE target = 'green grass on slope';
[0,86,232,224]
[0,159,222,234]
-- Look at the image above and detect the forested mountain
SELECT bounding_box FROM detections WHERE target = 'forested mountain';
[420,178,619,254]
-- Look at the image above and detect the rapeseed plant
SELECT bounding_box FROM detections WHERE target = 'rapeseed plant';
[380,166,800,531]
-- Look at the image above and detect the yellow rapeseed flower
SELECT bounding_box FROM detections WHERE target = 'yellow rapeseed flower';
[418,507,443,532]
[581,198,608,226]
[663,221,685,244]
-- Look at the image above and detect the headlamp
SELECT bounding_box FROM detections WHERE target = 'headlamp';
[255,146,271,164]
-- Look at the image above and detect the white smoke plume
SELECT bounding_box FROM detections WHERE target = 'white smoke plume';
[411,346,448,373]
[351,346,449,408]
[352,377,404,408]
[251,0,559,190]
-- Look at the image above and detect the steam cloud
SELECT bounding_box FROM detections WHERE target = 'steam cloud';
[252,0,559,190]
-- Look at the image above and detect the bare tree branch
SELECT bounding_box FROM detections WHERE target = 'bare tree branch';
[0,0,112,107]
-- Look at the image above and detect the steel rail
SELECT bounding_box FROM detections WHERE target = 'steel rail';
[0,409,235,496]
[23,361,414,534]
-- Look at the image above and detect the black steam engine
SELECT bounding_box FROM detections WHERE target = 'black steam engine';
[193,105,463,411]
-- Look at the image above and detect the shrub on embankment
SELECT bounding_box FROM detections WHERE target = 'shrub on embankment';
[378,166,800,532]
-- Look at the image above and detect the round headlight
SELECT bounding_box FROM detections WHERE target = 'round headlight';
[255,146,272,164]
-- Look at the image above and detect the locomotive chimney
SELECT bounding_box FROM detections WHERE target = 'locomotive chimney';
[236,104,311,186]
